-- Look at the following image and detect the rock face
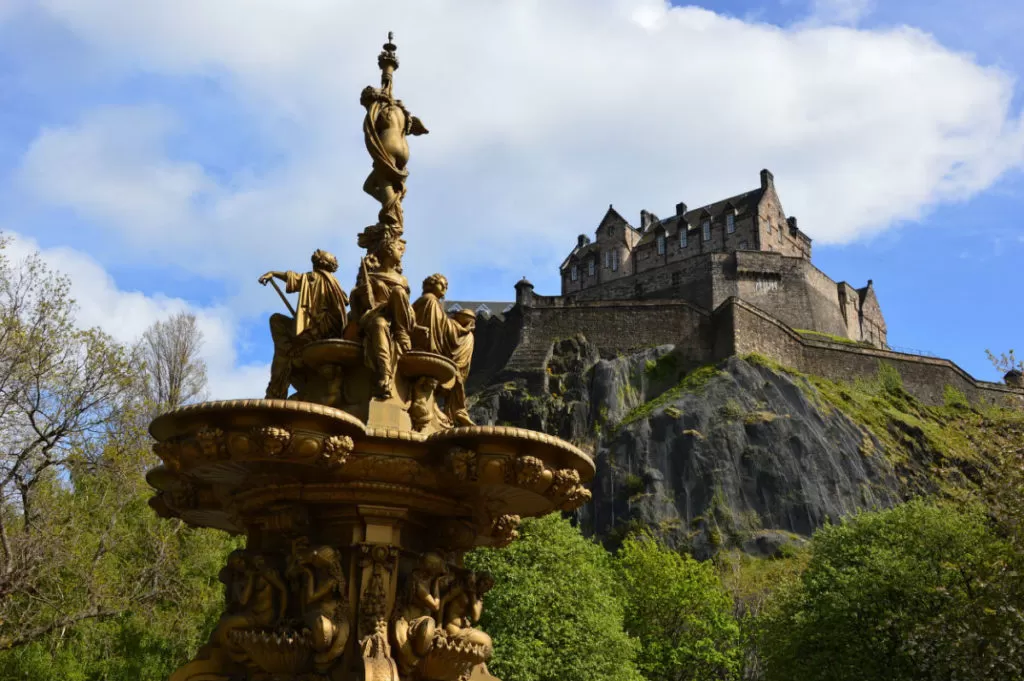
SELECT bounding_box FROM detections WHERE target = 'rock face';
[469,337,903,558]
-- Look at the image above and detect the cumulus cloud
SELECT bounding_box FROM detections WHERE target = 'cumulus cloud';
[2,232,267,399]
[10,0,1024,307]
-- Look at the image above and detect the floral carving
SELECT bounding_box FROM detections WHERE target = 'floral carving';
[560,486,593,511]
[546,469,591,511]
[196,426,227,459]
[490,514,520,548]
[321,435,355,468]
[547,469,581,499]
[252,426,292,456]
[514,456,546,486]
[447,447,477,481]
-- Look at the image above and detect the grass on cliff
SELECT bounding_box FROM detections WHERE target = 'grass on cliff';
[793,328,869,346]
[744,352,1024,496]
[615,364,726,430]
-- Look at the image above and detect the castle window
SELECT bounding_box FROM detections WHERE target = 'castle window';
[604,250,611,269]
[726,214,735,233]
[588,258,595,276]
[656,234,666,255]
[702,221,711,241]
[679,227,688,248]
[571,264,578,281]
[612,250,620,271]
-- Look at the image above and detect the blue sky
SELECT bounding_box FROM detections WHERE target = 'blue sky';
[0,0,1021,395]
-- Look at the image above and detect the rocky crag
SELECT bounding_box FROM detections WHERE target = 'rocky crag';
[469,336,1020,558]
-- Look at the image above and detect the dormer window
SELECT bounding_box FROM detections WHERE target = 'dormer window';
[447,303,463,313]
[571,264,578,281]
[726,214,735,234]
[588,258,595,276]
[679,227,688,249]
[702,221,711,241]
[475,304,491,317]
[656,234,666,255]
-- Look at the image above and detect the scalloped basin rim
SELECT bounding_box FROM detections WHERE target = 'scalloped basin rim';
[428,425,595,478]
[149,399,368,441]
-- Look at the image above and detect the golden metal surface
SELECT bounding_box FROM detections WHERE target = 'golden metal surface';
[151,34,581,681]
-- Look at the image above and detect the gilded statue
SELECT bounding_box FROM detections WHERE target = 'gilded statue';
[259,249,348,399]
[393,552,448,674]
[212,552,288,660]
[287,540,351,673]
[440,571,495,657]
[361,32,428,234]
[346,238,419,398]
[412,274,476,426]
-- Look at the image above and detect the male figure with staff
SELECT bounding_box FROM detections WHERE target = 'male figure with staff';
[258,249,348,399]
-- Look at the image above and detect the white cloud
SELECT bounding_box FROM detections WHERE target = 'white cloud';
[2,232,268,400]
[11,0,1024,305]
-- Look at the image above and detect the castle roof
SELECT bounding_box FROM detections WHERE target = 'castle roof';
[635,187,764,247]
[443,300,514,321]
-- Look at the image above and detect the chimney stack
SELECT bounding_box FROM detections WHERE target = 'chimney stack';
[786,216,798,232]
[640,210,653,231]
[676,202,687,217]
[577,234,589,248]
[760,168,774,190]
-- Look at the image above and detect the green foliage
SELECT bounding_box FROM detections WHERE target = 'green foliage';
[793,329,863,345]
[719,398,744,420]
[616,534,742,681]
[943,384,970,409]
[876,361,904,396]
[465,515,643,681]
[757,500,1024,681]
[622,474,646,498]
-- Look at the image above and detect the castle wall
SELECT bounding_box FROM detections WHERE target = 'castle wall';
[756,184,811,259]
[493,299,716,392]
[718,298,1023,408]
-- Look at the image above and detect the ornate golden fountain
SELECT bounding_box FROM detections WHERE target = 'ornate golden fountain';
[146,33,593,681]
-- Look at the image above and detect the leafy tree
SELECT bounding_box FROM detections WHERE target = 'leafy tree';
[758,500,1024,681]
[0,240,137,649]
[0,237,238,678]
[140,311,208,414]
[986,348,1023,375]
[616,534,742,680]
[466,514,643,681]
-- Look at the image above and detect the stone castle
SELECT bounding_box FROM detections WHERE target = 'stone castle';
[453,170,1022,409]
[558,169,886,348]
